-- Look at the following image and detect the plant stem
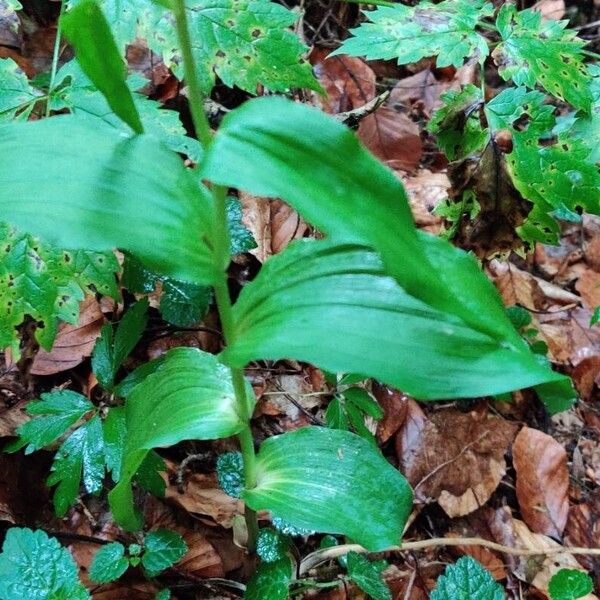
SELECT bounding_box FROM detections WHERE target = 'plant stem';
[336,0,396,7]
[46,0,67,117]
[172,0,260,552]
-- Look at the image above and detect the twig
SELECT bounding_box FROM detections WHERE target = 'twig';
[332,90,390,129]
[299,537,600,575]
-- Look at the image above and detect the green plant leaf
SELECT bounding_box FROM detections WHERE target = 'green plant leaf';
[0,528,90,600]
[334,0,492,68]
[135,450,168,497]
[89,542,129,583]
[0,222,119,353]
[92,298,148,389]
[244,556,292,600]
[201,95,556,363]
[493,5,592,111]
[223,239,566,400]
[0,57,43,121]
[325,397,349,431]
[430,556,504,600]
[256,529,290,563]
[227,197,258,255]
[343,387,383,420]
[48,415,105,516]
[0,116,216,285]
[346,552,391,600]
[6,390,93,454]
[217,451,244,498]
[103,406,127,481]
[272,517,313,537]
[548,569,594,600]
[62,0,144,133]
[592,306,600,326]
[109,347,251,530]
[142,530,187,577]
[155,590,171,600]
[243,426,413,551]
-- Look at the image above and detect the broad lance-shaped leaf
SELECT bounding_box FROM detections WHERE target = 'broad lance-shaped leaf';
[244,426,413,551]
[493,4,591,112]
[223,239,567,400]
[109,347,252,530]
[62,0,144,134]
[200,96,524,347]
[0,116,216,285]
[333,0,492,68]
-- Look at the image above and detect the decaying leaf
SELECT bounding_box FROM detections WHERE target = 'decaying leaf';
[396,403,519,517]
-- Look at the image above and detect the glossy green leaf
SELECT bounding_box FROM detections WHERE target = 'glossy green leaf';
[0,116,216,285]
[591,306,600,327]
[109,347,251,530]
[0,528,90,600]
[244,556,292,600]
[48,415,105,516]
[0,58,42,121]
[135,451,168,497]
[493,5,591,111]
[334,0,492,68]
[89,542,129,583]
[155,590,171,600]
[201,95,540,352]
[430,556,504,600]
[62,0,143,133]
[346,552,391,600]
[224,239,566,400]
[325,397,349,431]
[244,426,413,551]
[103,406,127,481]
[7,390,93,454]
[217,451,244,498]
[0,222,119,353]
[256,529,289,563]
[548,569,593,600]
[227,197,258,255]
[344,387,383,420]
[142,530,187,577]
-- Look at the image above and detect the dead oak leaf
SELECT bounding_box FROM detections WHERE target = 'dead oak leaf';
[513,427,569,537]
[396,405,519,517]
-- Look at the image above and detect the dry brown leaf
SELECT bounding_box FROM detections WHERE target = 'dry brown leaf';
[0,398,29,438]
[396,405,518,517]
[176,531,224,578]
[445,533,507,580]
[270,199,308,255]
[92,582,161,599]
[401,170,448,233]
[31,296,104,375]
[513,427,569,537]
[373,383,409,444]
[585,236,600,272]
[239,192,271,263]
[576,269,600,311]
[572,356,600,399]
[533,0,566,20]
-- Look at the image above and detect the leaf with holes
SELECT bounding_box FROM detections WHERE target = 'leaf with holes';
[0,222,119,354]
[0,58,42,121]
[493,4,592,111]
[0,528,90,600]
[334,0,493,68]
[430,556,505,600]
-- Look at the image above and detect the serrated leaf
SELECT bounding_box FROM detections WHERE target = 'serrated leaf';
[142,530,187,577]
[0,527,90,600]
[244,556,292,600]
[227,197,257,255]
[493,4,592,111]
[0,222,119,353]
[0,57,42,121]
[89,542,129,584]
[103,406,126,481]
[7,390,93,454]
[62,0,144,133]
[256,529,289,563]
[243,426,413,551]
[48,415,105,516]
[334,0,492,68]
[346,552,391,600]
[0,116,216,287]
[109,347,251,530]
[430,556,505,600]
[272,517,313,537]
[548,569,593,600]
[428,84,486,161]
[155,591,171,600]
[223,239,567,400]
[217,451,244,498]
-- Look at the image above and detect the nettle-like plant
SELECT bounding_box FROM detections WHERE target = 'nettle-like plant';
[1,0,596,596]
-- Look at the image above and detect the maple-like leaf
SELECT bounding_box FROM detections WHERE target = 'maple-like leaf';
[0,223,120,354]
[0,58,42,121]
[334,0,493,68]
[492,4,592,111]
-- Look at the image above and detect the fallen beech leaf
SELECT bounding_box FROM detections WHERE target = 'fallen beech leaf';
[571,356,600,400]
[564,495,600,585]
[396,406,518,517]
[445,533,507,581]
[513,427,569,537]
[31,296,104,375]
[176,531,224,578]
[270,199,308,255]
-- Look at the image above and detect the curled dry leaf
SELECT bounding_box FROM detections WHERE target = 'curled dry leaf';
[512,427,569,537]
[31,296,104,376]
[239,192,271,263]
[373,383,409,444]
[396,403,519,517]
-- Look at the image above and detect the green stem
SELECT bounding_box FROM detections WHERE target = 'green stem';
[172,0,260,552]
[583,48,600,61]
[336,0,395,7]
[46,0,67,118]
